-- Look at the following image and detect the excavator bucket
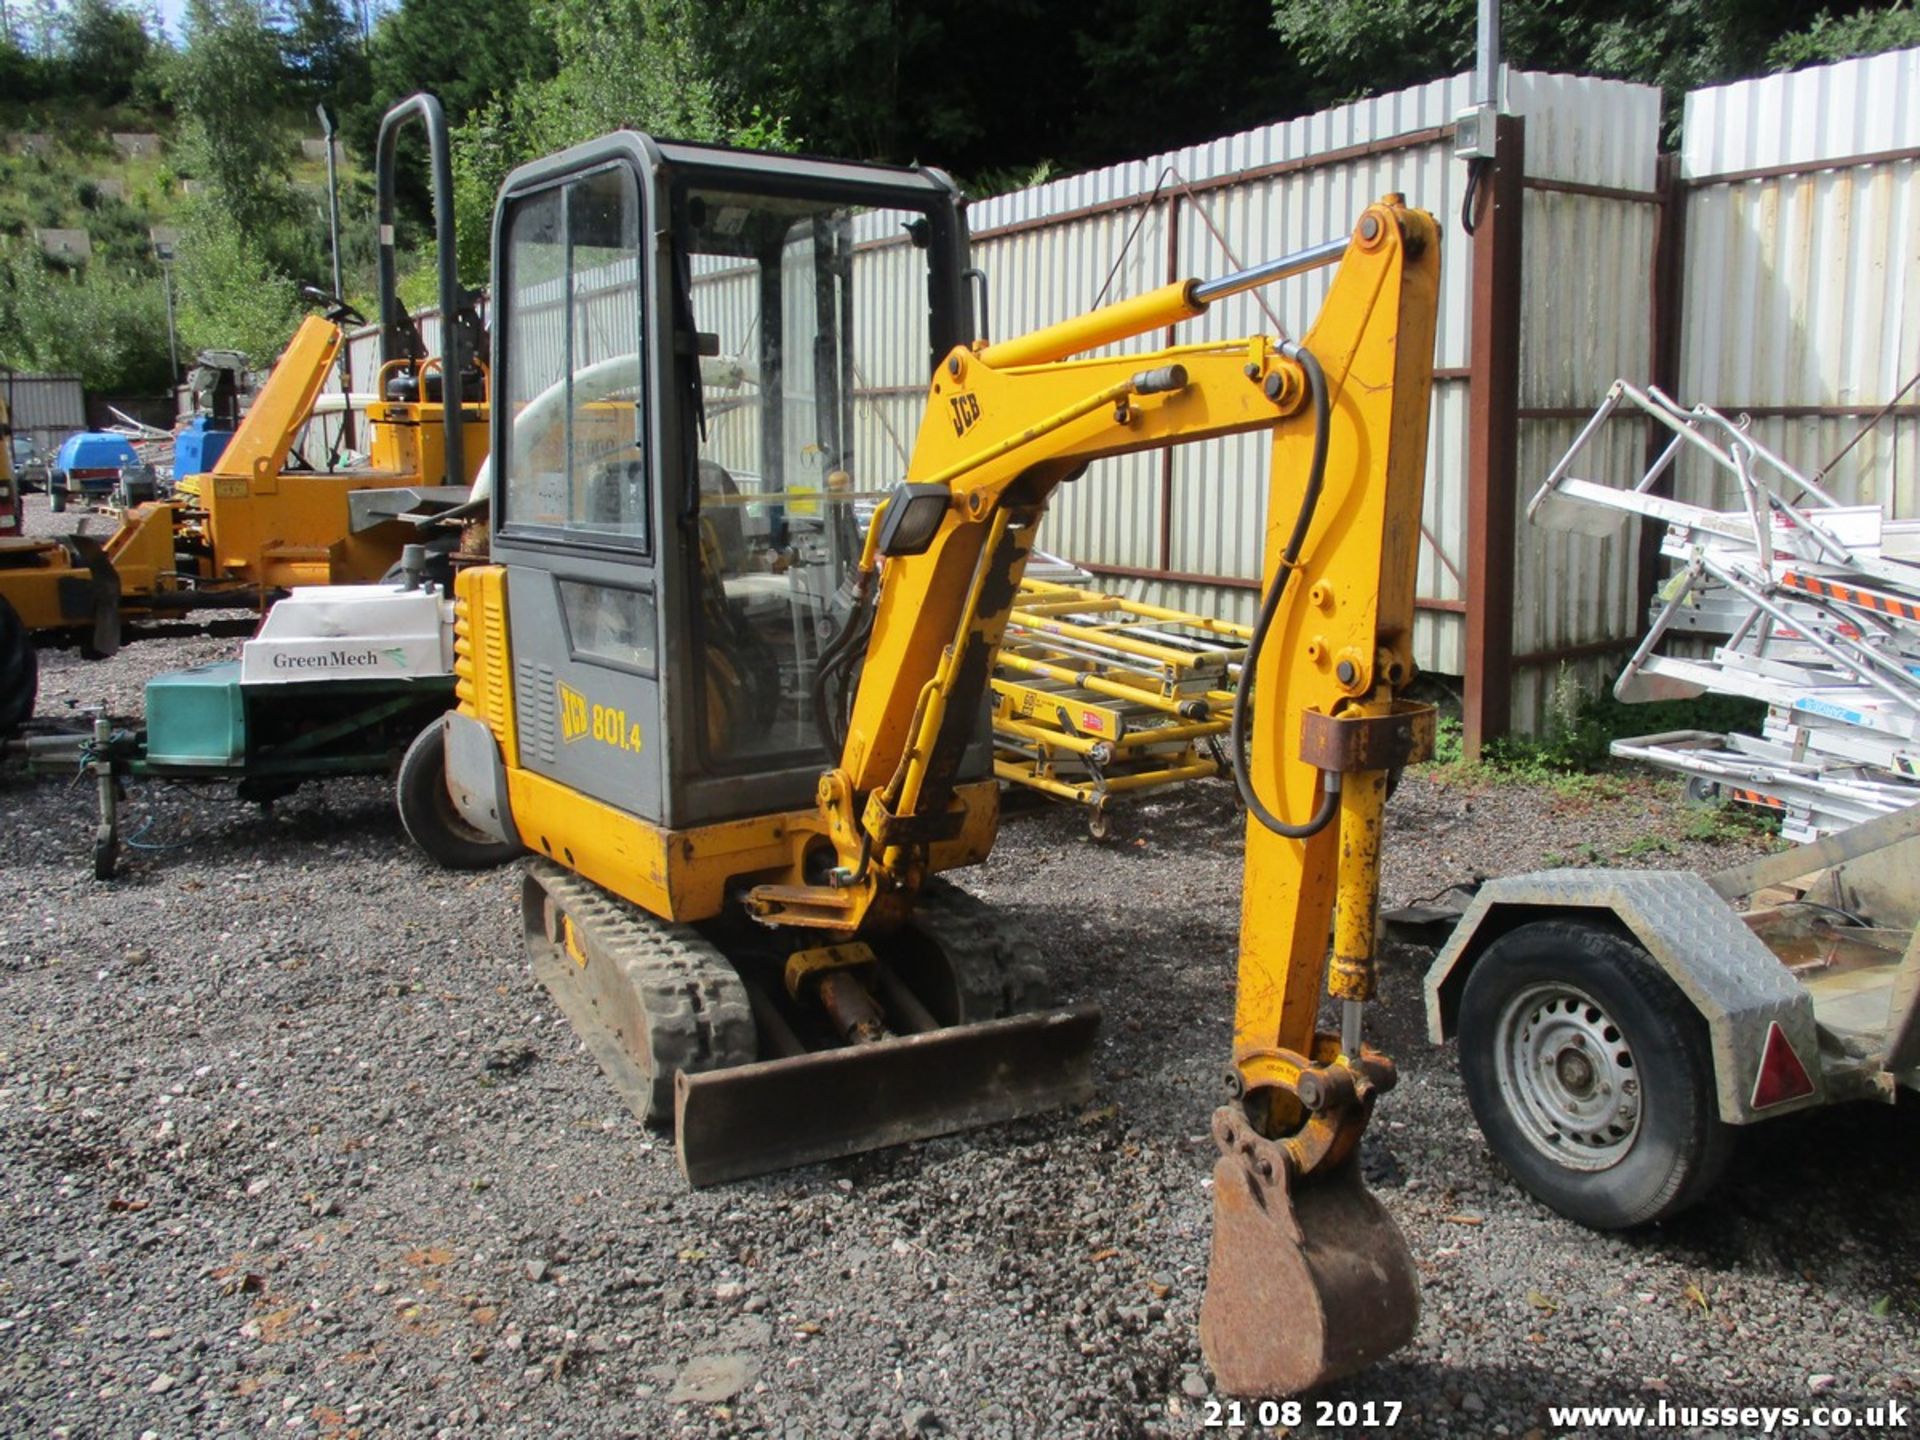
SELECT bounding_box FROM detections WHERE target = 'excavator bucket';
[675,1005,1101,1186]
[1199,1113,1419,1395]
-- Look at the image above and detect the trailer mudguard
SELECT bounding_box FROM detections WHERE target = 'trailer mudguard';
[1424,869,1824,1123]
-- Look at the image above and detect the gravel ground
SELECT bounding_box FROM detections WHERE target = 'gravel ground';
[4,500,1919,1438]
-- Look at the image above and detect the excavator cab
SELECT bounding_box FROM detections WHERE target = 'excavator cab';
[449,129,1441,1395]
[484,136,980,828]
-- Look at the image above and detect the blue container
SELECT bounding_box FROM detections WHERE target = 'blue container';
[173,415,235,478]
[54,432,139,494]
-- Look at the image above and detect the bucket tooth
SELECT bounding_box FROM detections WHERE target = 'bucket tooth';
[1199,1109,1418,1395]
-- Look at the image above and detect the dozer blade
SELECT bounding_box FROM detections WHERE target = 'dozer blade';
[674,1004,1101,1186]
[1199,1121,1418,1395]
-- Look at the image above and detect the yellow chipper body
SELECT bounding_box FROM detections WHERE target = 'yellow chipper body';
[438,130,1440,1394]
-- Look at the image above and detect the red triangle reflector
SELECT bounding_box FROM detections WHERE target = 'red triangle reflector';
[1750,1021,1815,1110]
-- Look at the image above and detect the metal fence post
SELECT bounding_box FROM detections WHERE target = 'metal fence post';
[1464,112,1525,758]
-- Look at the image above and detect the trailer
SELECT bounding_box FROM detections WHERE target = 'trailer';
[5,574,514,878]
[1425,805,1920,1228]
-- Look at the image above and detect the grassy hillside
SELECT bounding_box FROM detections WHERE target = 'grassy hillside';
[1,93,377,396]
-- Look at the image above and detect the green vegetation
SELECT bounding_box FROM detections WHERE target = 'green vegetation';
[6,1,1920,399]
[1417,663,1785,853]
[1271,1,1920,137]
[1,0,373,391]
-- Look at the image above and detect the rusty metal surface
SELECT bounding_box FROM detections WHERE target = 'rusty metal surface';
[1297,703,1437,773]
[673,1005,1101,1187]
[1199,1107,1419,1396]
[1464,114,1525,756]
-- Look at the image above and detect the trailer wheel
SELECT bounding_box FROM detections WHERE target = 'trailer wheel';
[0,595,37,734]
[1457,919,1733,1229]
[396,720,519,870]
[48,482,66,514]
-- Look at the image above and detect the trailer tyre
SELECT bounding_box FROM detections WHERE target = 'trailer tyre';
[1457,919,1733,1229]
[0,595,37,733]
[396,720,519,870]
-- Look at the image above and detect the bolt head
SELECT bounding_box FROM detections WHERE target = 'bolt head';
[1336,659,1358,685]
[1359,214,1382,241]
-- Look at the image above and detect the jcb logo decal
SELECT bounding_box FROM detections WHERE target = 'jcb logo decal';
[949,391,981,437]
[556,678,645,755]
[558,681,590,743]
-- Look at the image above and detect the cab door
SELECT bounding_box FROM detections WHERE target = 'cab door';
[490,153,667,825]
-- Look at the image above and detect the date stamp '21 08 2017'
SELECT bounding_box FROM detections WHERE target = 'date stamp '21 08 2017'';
[1202,1398,1405,1431]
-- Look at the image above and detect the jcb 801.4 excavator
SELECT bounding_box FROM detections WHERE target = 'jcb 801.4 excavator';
[438,133,1439,1394]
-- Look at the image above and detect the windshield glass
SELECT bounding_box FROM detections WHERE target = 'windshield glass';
[680,184,938,770]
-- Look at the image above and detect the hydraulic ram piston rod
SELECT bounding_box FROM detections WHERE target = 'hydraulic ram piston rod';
[980,236,1352,370]
[1190,236,1351,305]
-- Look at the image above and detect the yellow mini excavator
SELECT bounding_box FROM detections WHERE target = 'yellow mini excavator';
[437,134,1439,1393]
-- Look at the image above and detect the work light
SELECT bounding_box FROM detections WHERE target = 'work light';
[874,482,952,557]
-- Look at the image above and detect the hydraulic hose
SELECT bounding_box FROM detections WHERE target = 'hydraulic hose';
[1231,339,1340,839]
[812,581,876,758]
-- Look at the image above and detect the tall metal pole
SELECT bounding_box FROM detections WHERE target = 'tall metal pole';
[316,103,355,449]
[1473,0,1501,109]
[161,262,178,380]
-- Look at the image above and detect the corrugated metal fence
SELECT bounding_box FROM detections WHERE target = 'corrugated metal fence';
[2,371,86,456]
[933,67,1668,740]
[334,48,1920,741]
[1676,50,1920,521]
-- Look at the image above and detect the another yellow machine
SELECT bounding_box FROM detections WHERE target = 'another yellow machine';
[438,134,1439,1394]
[0,94,487,672]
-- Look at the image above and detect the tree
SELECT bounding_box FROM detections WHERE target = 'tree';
[692,1,1302,188]
[172,196,302,367]
[444,0,781,281]
[0,35,60,100]
[282,0,371,108]
[361,0,554,139]
[1071,0,1305,180]
[693,1,1055,178]
[1771,3,1920,70]
[169,0,292,238]
[1267,1,1920,120]
[0,244,173,394]
[63,0,152,105]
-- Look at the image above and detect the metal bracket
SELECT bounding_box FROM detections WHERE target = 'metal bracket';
[861,788,968,847]
[1298,701,1436,772]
